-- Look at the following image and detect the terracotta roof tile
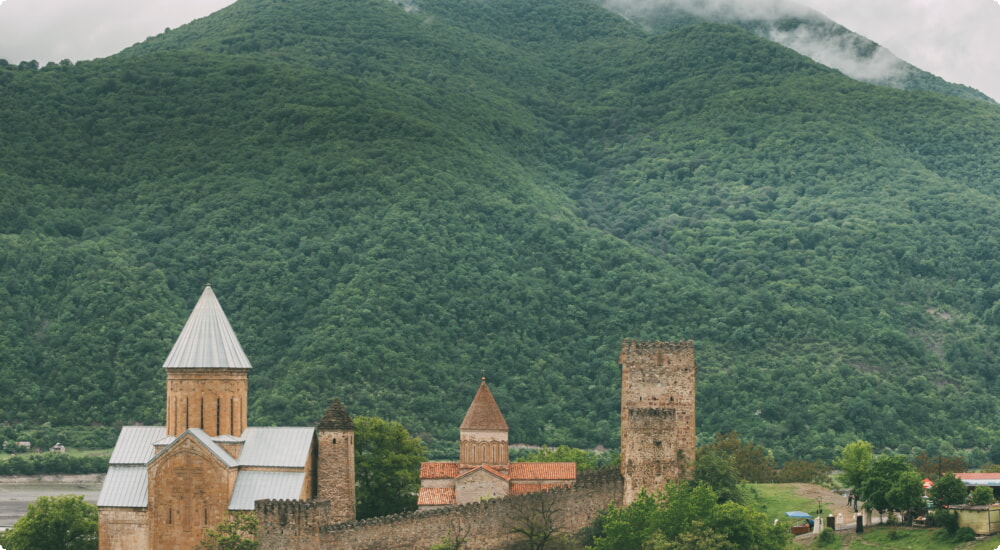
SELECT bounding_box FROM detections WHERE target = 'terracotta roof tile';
[418,487,456,506]
[956,473,998,480]
[420,462,459,479]
[460,380,508,431]
[510,483,572,496]
[510,462,577,481]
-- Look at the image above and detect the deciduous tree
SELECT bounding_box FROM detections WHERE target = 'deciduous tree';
[0,495,97,550]
[354,416,426,519]
[929,473,969,507]
[197,512,258,550]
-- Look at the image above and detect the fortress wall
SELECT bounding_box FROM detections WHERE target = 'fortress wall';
[258,469,623,550]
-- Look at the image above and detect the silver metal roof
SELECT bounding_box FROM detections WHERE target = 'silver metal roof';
[162,285,252,370]
[98,465,149,507]
[151,428,240,468]
[108,426,167,465]
[238,427,314,468]
[228,471,307,510]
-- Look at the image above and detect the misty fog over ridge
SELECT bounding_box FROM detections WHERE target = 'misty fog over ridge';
[601,0,992,100]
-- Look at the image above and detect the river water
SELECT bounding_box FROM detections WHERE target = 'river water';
[0,475,103,529]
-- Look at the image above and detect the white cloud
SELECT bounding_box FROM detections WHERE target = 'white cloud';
[0,0,236,63]
[794,0,1000,100]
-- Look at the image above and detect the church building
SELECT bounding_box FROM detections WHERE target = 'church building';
[97,285,355,550]
[417,379,576,509]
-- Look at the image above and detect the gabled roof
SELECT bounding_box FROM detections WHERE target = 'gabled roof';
[420,462,459,479]
[509,462,577,481]
[162,285,252,370]
[149,428,239,469]
[459,379,508,431]
[456,464,509,481]
[238,427,314,468]
[229,471,306,510]
[417,487,456,506]
[318,399,354,431]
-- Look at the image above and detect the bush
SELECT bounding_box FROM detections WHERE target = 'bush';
[971,485,994,505]
[954,526,976,542]
[817,527,836,546]
[932,509,959,535]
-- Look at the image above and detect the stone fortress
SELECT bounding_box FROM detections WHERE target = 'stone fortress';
[97,286,696,549]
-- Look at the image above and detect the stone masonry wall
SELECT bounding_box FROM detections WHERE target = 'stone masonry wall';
[317,429,355,523]
[255,500,330,550]
[257,469,623,550]
[620,339,697,505]
[98,508,148,550]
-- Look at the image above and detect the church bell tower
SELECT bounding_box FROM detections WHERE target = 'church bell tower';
[163,285,251,437]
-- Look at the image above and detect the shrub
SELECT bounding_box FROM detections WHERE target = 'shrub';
[932,509,959,535]
[954,526,976,542]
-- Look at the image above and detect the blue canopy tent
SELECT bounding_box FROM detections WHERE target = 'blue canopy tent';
[785,511,812,518]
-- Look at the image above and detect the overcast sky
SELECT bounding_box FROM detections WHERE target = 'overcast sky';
[0,0,997,100]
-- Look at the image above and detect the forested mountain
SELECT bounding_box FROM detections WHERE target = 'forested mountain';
[2,0,999,463]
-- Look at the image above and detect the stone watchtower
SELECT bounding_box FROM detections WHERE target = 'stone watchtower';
[620,340,697,504]
[459,378,509,467]
[317,399,356,523]
[164,284,250,437]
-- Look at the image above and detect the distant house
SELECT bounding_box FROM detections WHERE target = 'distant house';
[15,441,30,450]
[49,442,66,453]
[954,472,1000,489]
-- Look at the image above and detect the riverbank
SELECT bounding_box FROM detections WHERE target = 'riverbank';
[0,474,103,529]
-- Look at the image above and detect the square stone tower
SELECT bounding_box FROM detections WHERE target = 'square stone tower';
[620,339,696,505]
[317,399,356,524]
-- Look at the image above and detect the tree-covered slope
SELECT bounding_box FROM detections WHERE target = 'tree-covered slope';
[2,0,1000,463]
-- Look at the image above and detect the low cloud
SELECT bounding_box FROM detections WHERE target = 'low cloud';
[602,0,912,88]
[767,26,908,84]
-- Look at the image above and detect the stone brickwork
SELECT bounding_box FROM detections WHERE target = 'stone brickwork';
[255,500,331,550]
[455,469,508,505]
[166,368,248,437]
[147,437,234,549]
[317,399,356,524]
[98,508,147,550]
[619,339,696,504]
[257,469,623,550]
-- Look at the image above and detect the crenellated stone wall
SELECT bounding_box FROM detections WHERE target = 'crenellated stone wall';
[257,469,623,550]
[255,500,331,550]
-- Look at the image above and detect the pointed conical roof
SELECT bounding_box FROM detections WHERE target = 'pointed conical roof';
[318,399,354,430]
[162,285,252,370]
[460,379,508,431]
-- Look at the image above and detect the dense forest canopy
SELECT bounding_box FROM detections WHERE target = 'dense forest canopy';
[1,0,999,463]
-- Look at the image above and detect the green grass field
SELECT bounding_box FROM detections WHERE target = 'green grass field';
[753,483,1000,549]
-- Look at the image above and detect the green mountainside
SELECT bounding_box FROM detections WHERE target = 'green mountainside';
[2,0,1000,463]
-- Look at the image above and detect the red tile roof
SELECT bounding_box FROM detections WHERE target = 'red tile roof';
[420,462,459,479]
[460,380,509,431]
[956,473,1000,480]
[509,462,577,481]
[509,483,572,496]
[418,487,456,506]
